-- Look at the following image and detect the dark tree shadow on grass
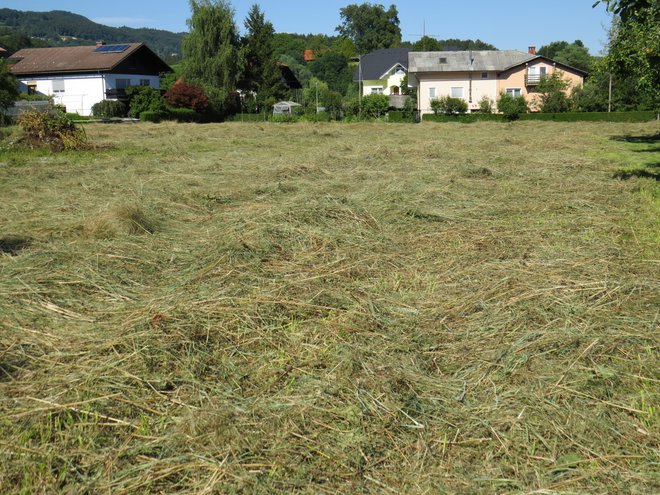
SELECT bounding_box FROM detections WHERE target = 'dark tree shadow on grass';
[610,133,660,144]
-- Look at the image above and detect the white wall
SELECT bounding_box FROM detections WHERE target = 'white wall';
[17,73,161,116]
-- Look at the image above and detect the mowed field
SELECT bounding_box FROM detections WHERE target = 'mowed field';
[0,121,658,494]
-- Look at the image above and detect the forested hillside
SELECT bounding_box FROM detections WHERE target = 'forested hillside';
[0,9,184,59]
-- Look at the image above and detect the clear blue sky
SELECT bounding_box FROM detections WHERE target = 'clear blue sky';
[4,1,613,54]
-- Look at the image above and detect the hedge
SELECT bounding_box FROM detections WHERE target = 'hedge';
[518,111,656,122]
[168,107,203,123]
[422,113,502,123]
[388,111,415,123]
[140,111,166,123]
[422,111,656,123]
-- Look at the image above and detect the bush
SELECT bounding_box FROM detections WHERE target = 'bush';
[430,96,468,115]
[478,95,494,114]
[140,111,165,123]
[164,82,209,113]
[362,93,389,118]
[17,109,87,150]
[91,99,126,119]
[126,86,167,118]
[497,93,528,121]
[388,110,414,123]
[167,107,203,123]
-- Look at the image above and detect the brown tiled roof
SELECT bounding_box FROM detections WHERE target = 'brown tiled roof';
[9,43,164,75]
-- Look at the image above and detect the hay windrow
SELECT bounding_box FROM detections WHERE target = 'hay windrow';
[83,204,157,239]
[0,120,658,494]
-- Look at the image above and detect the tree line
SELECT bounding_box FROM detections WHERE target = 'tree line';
[0,0,657,119]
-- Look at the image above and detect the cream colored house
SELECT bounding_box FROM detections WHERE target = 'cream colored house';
[408,48,587,115]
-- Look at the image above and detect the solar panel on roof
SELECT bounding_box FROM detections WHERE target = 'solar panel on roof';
[94,44,130,53]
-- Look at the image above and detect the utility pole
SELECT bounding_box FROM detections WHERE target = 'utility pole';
[608,73,612,113]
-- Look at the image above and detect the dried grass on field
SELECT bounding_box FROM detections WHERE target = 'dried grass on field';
[0,121,658,494]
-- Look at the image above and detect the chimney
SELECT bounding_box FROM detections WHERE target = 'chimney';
[528,46,536,55]
[96,41,106,47]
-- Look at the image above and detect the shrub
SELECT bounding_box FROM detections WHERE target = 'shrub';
[91,99,126,119]
[388,110,415,123]
[430,96,468,115]
[140,111,165,123]
[17,109,87,150]
[126,86,167,118]
[478,95,494,113]
[362,93,389,118]
[497,92,528,121]
[164,82,209,113]
[167,107,203,123]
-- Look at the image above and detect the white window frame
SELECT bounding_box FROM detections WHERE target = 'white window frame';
[481,72,488,79]
[451,87,464,99]
[52,79,65,94]
[429,87,436,98]
[506,88,522,98]
[370,87,384,95]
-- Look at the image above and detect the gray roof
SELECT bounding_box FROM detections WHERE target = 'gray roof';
[354,47,411,81]
[409,50,537,73]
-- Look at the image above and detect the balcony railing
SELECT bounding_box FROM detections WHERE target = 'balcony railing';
[525,74,545,86]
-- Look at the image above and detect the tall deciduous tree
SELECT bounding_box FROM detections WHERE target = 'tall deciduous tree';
[596,0,659,110]
[0,59,18,115]
[336,3,401,54]
[538,40,593,72]
[182,0,239,116]
[239,4,282,107]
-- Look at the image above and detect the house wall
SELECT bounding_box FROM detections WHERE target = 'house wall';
[16,73,161,116]
[416,63,585,115]
[362,71,407,96]
[497,62,583,111]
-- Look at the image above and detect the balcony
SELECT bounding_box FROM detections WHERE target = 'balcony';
[525,74,545,86]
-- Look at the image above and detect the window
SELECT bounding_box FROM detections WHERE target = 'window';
[116,78,131,89]
[481,72,488,79]
[439,57,447,64]
[27,83,37,95]
[140,79,151,86]
[370,87,383,94]
[506,88,522,97]
[451,87,464,99]
[429,87,436,98]
[52,79,65,94]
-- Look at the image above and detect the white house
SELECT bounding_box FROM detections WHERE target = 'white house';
[9,42,172,116]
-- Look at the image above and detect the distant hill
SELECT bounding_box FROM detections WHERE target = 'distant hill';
[0,9,184,61]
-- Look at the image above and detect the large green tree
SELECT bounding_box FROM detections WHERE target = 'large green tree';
[309,52,353,95]
[596,0,659,110]
[538,40,593,72]
[182,0,240,116]
[593,0,657,21]
[238,4,282,108]
[336,3,401,54]
[0,59,19,117]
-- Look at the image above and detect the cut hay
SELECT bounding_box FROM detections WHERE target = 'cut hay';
[83,204,156,238]
[0,120,658,494]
